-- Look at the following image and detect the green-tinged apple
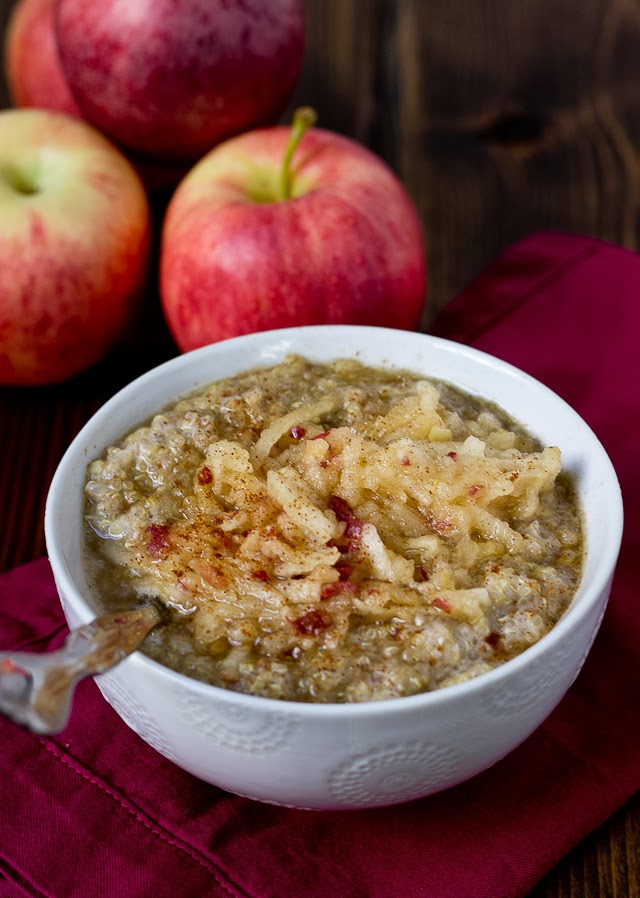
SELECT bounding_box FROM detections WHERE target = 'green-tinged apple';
[0,109,151,386]
[55,0,305,163]
[160,110,427,351]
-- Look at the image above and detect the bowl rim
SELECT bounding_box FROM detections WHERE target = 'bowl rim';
[44,324,624,718]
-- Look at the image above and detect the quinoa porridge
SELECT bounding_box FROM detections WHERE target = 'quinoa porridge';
[83,355,583,703]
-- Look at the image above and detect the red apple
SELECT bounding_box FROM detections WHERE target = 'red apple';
[54,0,305,163]
[0,109,151,386]
[159,110,427,351]
[4,0,81,118]
[3,0,190,192]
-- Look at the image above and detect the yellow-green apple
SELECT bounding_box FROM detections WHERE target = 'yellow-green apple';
[0,109,151,386]
[159,110,427,351]
[54,0,305,163]
[3,0,189,192]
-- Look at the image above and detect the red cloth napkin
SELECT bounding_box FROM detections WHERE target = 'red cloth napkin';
[1,231,637,898]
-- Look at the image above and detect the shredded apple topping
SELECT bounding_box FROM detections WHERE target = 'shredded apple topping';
[84,356,583,702]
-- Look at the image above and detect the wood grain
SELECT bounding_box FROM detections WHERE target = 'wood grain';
[1,0,639,894]
[295,0,640,321]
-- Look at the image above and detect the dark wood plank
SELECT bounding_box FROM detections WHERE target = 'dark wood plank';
[392,0,640,318]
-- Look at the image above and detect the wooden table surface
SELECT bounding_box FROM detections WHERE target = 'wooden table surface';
[1,1,638,895]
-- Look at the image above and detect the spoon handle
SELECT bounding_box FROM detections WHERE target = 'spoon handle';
[0,604,162,735]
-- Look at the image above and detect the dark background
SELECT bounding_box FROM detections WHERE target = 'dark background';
[1,1,639,894]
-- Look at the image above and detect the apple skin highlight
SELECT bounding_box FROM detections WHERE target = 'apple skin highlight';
[54,0,305,162]
[160,126,427,352]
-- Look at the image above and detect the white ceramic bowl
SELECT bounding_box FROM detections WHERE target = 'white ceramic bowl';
[44,325,623,809]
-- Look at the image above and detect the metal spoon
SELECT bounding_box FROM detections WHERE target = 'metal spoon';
[0,603,164,735]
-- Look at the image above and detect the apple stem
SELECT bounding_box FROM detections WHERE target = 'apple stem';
[278,107,317,201]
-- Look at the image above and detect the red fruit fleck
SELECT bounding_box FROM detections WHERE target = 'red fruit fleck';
[346,529,364,551]
[252,569,270,582]
[197,465,213,485]
[320,582,341,601]
[329,495,351,520]
[290,609,333,635]
[425,513,451,534]
[290,425,306,440]
[433,596,452,613]
[447,451,458,460]
[310,430,331,441]
[213,529,232,549]
[468,484,483,498]
[319,460,329,468]
[401,457,411,466]
[320,580,359,601]
[336,563,353,580]
[329,495,364,549]
[145,523,170,557]
[419,565,430,581]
